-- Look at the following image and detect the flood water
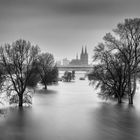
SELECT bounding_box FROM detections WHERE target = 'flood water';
[0,72,140,140]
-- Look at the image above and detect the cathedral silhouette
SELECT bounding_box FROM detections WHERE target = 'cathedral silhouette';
[69,47,88,66]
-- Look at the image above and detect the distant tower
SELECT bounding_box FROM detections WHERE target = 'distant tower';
[82,46,84,54]
[85,46,87,54]
[80,46,85,64]
[84,46,88,65]
[80,46,88,65]
[76,53,78,60]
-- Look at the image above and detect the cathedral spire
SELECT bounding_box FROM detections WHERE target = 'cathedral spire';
[85,46,87,54]
[81,46,84,54]
[76,53,78,60]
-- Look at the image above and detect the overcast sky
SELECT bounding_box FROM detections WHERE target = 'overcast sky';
[0,0,140,62]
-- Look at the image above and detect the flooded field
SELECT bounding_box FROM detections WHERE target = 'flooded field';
[0,72,140,140]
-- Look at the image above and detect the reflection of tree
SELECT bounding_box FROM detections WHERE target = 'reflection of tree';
[90,103,140,140]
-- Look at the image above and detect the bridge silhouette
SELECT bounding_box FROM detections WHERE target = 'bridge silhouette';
[57,65,93,71]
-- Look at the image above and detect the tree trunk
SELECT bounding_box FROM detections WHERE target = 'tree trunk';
[19,94,23,107]
[128,74,136,105]
[44,84,47,90]
[129,95,133,104]
[132,73,137,97]
[118,96,122,104]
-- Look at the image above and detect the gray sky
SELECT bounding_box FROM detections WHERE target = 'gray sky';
[0,0,140,62]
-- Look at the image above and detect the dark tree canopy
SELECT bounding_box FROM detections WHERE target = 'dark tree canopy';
[0,39,40,107]
[90,44,127,103]
[26,61,40,88]
[37,53,58,90]
[62,71,72,82]
[90,18,140,104]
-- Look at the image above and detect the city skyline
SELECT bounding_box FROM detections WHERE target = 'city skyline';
[57,46,91,65]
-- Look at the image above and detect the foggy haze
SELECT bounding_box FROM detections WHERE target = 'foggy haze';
[0,0,140,61]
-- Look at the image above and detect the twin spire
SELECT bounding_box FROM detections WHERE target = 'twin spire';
[76,46,87,59]
[81,46,87,54]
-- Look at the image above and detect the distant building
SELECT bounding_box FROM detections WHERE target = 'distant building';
[69,46,88,66]
[56,60,61,66]
[62,58,70,66]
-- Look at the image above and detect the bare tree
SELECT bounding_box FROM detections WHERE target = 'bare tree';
[37,53,58,90]
[114,18,140,104]
[0,39,40,107]
[91,18,140,104]
[26,61,40,88]
[103,18,140,104]
[90,43,127,103]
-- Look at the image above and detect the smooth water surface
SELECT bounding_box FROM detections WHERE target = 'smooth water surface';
[0,73,140,140]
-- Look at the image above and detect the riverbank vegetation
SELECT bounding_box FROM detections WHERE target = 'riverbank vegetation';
[0,39,58,107]
[89,18,140,105]
[37,53,58,90]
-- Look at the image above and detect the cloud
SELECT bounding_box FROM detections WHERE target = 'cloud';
[0,0,140,19]
[41,0,140,17]
[0,0,140,60]
[48,0,120,16]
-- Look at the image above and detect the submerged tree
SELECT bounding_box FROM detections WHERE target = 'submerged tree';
[37,53,58,90]
[71,70,75,80]
[26,61,40,88]
[0,64,6,104]
[0,39,40,107]
[62,71,72,82]
[90,18,140,104]
[90,43,127,103]
[0,64,5,88]
[113,18,140,104]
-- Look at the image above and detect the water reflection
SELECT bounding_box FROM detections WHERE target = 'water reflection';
[36,89,58,94]
[0,73,140,140]
[90,103,140,140]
